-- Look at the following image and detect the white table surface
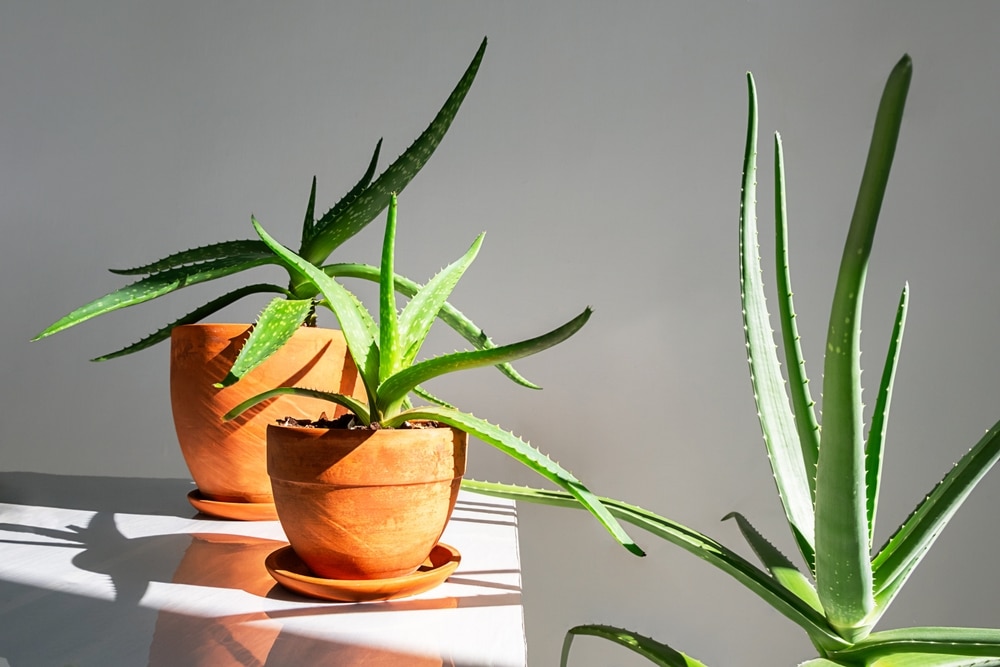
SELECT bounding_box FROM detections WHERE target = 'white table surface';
[0,473,526,667]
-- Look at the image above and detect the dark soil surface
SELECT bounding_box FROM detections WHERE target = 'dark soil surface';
[274,413,441,430]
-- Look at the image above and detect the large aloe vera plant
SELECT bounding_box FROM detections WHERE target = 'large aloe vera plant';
[225,193,644,557]
[31,39,533,390]
[466,54,1000,666]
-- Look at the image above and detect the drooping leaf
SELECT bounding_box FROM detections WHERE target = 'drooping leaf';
[774,132,821,502]
[871,417,1000,617]
[463,479,849,653]
[324,262,538,388]
[739,72,816,571]
[215,296,315,387]
[108,240,271,275]
[814,54,911,637]
[561,625,709,667]
[223,386,371,426]
[301,38,487,266]
[392,409,643,558]
[376,309,590,413]
[33,255,278,340]
[832,627,1000,664]
[723,512,822,613]
[397,233,483,368]
[252,217,380,406]
[866,284,909,547]
[91,283,291,361]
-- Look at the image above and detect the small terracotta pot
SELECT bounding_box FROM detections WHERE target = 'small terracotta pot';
[170,323,363,504]
[267,423,468,580]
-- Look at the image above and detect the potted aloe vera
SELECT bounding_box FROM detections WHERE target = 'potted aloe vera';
[30,39,537,518]
[468,55,1000,665]
[222,193,642,598]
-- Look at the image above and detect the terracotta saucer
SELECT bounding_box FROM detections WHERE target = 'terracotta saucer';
[265,543,461,602]
[186,489,278,521]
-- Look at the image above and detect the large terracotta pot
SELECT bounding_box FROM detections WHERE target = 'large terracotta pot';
[170,323,362,505]
[267,423,468,580]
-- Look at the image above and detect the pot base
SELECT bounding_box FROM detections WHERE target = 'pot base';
[187,489,278,521]
[265,543,461,602]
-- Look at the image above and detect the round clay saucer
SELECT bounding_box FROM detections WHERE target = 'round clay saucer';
[265,543,461,602]
[187,489,278,521]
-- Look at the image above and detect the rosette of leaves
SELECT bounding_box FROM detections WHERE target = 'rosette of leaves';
[32,39,534,390]
[224,193,644,557]
[467,55,1000,666]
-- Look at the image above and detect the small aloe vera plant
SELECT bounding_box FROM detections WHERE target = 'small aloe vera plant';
[224,193,644,557]
[31,39,533,390]
[467,55,1000,666]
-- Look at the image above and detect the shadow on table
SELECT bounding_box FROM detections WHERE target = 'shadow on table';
[0,475,521,666]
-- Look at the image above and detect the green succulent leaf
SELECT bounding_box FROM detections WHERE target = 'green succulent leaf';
[560,625,709,667]
[798,660,846,667]
[866,284,909,547]
[410,385,455,409]
[301,140,383,248]
[397,233,483,368]
[463,480,849,653]
[723,512,822,613]
[300,37,487,267]
[324,262,538,389]
[815,54,911,637]
[252,217,380,405]
[740,71,817,571]
[774,132,821,502]
[34,255,278,340]
[223,386,371,426]
[214,296,315,388]
[871,417,1000,617]
[832,627,1000,664]
[392,410,643,558]
[865,657,1000,667]
[375,309,590,414]
[108,240,272,275]
[91,283,291,361]
[299,176,318,250]
[378,195,402,383]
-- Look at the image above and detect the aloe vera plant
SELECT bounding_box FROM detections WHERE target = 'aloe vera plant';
[224,193,644,557]
[466,55,1000,666]
[31,39,533,390]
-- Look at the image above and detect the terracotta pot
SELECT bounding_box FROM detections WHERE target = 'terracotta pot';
[170,323,363,504]
[267,423,468,580]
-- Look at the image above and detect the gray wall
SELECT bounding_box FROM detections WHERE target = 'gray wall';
[4,3,1000,665]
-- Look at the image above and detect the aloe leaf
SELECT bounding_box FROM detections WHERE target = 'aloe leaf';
[798,660,846,667]
[815,54,911,637]
[410,385,455,409]
[376,308,590,413]
[723,512,822,613]
[866,284,909,547]
[870,417,1000,617]
[299,176,318,250]
[33,255,277,340]
[463,480,849,653]
[378,195,401,383]
[394,409,643,558]
[774,132,821,501]
[300,37,487,267]
[739,72,816,570]
[561,625,709,667]
[398,233,483,367]
[301,139,383,248]
[252,217,380,405]
[214,296,315,387]
[108,240,271,275]
[222,386,371,425]
[91,283,292,361]
[325,262,538,389]
[832,627,1000,664]
[866,657,1000,667]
